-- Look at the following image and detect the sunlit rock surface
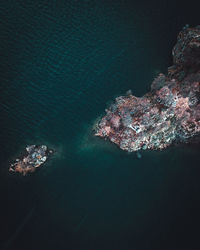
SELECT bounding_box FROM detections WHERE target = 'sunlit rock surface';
[95,26,200,152]
[9,145,53,175]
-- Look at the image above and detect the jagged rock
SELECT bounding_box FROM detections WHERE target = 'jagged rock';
[9,145,53,175]
[95,26,200,152]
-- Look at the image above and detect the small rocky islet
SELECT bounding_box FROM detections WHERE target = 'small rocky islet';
[95,25,200,152]
[9,145,53,176]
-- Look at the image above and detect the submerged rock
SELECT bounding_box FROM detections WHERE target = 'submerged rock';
[136,152,142,159]
[9,145,53,175]
[95,26,200,152]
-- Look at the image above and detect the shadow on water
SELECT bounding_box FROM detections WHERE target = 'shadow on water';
[73,183,106,233]
[2,206,35,250]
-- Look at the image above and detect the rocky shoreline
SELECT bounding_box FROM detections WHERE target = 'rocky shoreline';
[95,25,200,152]
[9,145,53,175]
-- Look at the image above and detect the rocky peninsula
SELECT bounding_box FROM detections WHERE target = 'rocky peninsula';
[9,145,53,175]
[95,25,200,152]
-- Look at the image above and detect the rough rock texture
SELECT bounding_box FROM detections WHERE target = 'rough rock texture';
[95,25,200,152]
[9,145,53,175]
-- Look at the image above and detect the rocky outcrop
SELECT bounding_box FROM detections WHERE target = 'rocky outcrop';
[9,145,53,175]
[95,25,200,152]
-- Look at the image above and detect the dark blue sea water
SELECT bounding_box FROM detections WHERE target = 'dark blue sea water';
[0,1,200,249]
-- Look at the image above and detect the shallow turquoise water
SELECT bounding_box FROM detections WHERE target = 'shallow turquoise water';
[0,1,200,250]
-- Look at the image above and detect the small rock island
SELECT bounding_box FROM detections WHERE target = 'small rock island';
[9,145,53,175]
[95,25,200,152]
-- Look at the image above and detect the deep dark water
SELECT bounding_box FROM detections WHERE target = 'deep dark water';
[0,1,200,249]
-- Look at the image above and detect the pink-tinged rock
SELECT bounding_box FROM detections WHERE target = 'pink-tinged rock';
[110,115,121,128]
[95,26,200,152]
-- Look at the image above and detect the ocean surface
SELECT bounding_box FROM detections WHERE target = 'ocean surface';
[0,1,200,249]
